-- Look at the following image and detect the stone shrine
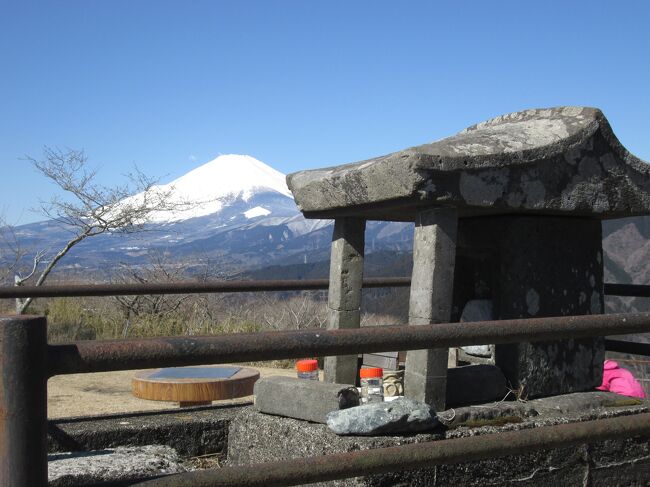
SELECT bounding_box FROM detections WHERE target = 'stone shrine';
[287,106,650,409]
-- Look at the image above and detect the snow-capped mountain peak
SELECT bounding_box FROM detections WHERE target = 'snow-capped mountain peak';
[132,154,293,223]
[172,154,291,201]
[3,152,418,276]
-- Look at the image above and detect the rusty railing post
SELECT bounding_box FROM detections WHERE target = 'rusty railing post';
[0,315,48,487]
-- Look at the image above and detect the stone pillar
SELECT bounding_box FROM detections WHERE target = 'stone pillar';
[404,208,458,410]
[325,218,365,384]
[494,217,605,398]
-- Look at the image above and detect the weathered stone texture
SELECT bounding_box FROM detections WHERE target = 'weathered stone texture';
[450,216,605,398]
[328,220,604,404]
[326,398,438,436]
[405,208,457,410]
[48,405,238,457]
[48,445,188,486]
[228,406,444,487]
[287,107,650,221]
[435,445,589,487]
[325,217,365,384]
[328,218,365,313]
[253,369,509,431]
[254,376,359,424]
[228,392,650,487]
[407,209,458,324]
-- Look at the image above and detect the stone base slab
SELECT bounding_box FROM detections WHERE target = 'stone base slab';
[228,392,650,486]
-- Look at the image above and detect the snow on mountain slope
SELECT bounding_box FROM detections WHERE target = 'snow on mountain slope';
[127,154,293,223]
[3,154,341,274]
[285,215,331,236]
[244,206,272,219]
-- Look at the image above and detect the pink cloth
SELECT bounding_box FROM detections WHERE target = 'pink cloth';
[596,360,646,398]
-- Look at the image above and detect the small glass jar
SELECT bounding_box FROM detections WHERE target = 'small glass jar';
[296,359,319,380]
[360,367,384,403]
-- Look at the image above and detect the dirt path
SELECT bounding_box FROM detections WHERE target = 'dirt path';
[48,365,299,419]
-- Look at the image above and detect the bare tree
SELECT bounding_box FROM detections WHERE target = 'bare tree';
[113,253,206,337]
[14,147,189,314]
[112,251,229,337]
[260,292,327,331]
[0,213,38,289]
[0,217,16,284]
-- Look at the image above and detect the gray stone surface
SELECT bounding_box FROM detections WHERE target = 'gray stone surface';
[287,106,650,221]
[325,217,365,384]
[48,404,239,457]
[48,445,188,486]
[228,391,650,486]
[450,216,605,398]
[589,436,650,486]
[326,398,438,435]
[446,364,508,407]
[459,299,493,357]
[405,208,457,410]
[492,217,603,397]
[529,391,644,416]
[254,376,359,424]
[252,365,510,425]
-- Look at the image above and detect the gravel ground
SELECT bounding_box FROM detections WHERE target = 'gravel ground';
[48,365,300,419]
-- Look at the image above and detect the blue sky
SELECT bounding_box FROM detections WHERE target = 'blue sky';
[1,1,649,224]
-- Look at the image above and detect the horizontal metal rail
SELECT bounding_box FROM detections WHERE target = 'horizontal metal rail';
[48,312,650,376]
[0,280,645,299]
[0,277,411,299]
[136,412,650,487]
[604,283,650,297]
[605,338,650,356]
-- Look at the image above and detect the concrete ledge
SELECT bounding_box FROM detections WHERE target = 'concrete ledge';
[228,392,650,486]
[48,403,249,457]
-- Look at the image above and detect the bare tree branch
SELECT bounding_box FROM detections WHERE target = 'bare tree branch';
[0,215,28,285]
[111,252,211,336]
[14,147,193,314]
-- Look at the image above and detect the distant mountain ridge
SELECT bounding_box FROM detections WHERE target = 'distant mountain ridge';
[1,155,412,277]
[3,154,650,299]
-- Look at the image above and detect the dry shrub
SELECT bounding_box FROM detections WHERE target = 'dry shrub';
[37,288,404,372]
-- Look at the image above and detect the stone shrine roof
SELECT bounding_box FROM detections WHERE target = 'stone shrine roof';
[287,107,650,221]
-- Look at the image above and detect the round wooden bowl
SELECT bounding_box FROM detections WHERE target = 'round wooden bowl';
[132,365,260,407]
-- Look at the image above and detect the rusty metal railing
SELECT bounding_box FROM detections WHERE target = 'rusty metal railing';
[0,279,642,299]
[4,312,650,486]
[2,278,650,485]
[604,283,650,356]
[47,312,650,376]
[0,277,411,299]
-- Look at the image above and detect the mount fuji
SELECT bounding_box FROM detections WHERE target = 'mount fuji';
[3,154,645,293]
[126,154,294,223]
[4,155,414,277]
